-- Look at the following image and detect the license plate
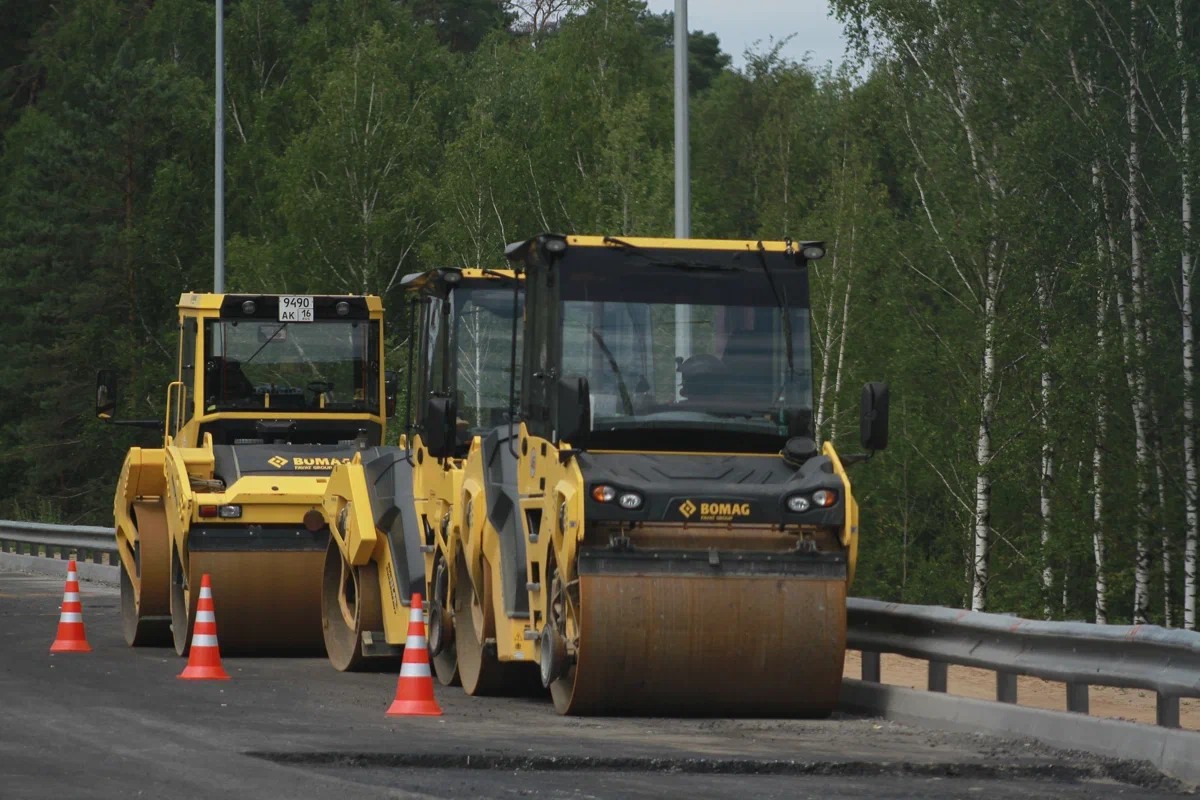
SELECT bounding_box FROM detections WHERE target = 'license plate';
[279,295,313,322]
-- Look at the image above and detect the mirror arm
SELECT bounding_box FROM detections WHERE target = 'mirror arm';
[839,452,874,467]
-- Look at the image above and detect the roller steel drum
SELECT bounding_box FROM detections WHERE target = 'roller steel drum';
[551,575,847,716]
[172,551,326,655]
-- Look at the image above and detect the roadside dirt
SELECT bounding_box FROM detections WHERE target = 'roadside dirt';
[844,651,1200,731]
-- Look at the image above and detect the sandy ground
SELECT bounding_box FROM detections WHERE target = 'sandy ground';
[844,650,1200,731]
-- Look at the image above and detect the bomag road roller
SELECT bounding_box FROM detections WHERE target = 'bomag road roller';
[443,234,890,715]
[318,268,524,678]
[98,292,405,656]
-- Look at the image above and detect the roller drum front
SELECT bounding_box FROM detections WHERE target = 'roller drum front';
[173,525,330,655]
[555,572,847,716]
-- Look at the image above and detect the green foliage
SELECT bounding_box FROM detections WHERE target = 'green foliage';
[1,0,1196,628]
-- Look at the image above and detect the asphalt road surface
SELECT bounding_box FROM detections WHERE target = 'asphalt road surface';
[0,568,1191,799]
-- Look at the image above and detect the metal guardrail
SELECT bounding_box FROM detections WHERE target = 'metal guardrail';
[4,520,1199,731]
[0,520,116,564]
[847,598,1200,729]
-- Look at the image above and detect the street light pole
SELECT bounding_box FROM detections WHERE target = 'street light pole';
[673,0,691,398]
[214,0,225,294]
[673,0,690,239]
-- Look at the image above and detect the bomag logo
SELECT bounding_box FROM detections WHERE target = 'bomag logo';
[701,502,751,517]
[268,456,353,470]
[679,499,753,522]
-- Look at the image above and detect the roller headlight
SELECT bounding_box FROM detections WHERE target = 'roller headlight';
[786,495,811,513]
[617,492,643,510]
[811,489,838,508]
[591,485,616,503]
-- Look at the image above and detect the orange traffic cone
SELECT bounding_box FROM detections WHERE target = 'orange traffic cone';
[386,593,442,716]
[50,559,91,653]
[178,574,230,680]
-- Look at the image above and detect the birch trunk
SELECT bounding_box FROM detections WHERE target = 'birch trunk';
[814,147,849,446]
[973,266,998,611]
[829,220,856,443]
[1127,0,1152,623]
[1177,0,1197,631]
[1092,165,1111,625]
[1037,271,1054,618]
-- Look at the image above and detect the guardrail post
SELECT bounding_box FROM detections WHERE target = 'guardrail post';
[1065,682,1089,714]
[861,651,881,683]
[1157,693,1180,728]
[996,671,1018,704]
[927,661,948,693]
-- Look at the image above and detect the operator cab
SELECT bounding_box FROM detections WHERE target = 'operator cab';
[95,293,393,449]
[401,268,524,459]
[510,235,823,455]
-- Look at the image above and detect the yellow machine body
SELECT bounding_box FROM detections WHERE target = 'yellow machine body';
[108,293,390,654]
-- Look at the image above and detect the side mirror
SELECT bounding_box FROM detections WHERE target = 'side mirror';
[423,396,457,460]
[385,369,399,419]
[860,382,890,451]
[556,376,591,447]
[96,370,118,420]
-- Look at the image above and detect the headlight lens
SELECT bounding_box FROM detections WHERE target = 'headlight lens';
[787,495,811,513]
[617,492,643,510]
[811,489,838,508]
[591,485,616,503]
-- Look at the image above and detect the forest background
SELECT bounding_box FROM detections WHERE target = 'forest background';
[2,0,1197,628]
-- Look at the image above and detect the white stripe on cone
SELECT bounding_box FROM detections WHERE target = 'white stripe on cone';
[195,610,216,623]
[405,635,427,649]
[58,612,83,623]
[399,662,432,678]
[191,634,219,648]
[67,572,78,581]
[408,606,422,622]
[62,592,80,602]
[199,587,213,600]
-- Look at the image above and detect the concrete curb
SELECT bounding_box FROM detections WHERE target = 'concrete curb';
[839,678,1200,786]
[0,551,120,583]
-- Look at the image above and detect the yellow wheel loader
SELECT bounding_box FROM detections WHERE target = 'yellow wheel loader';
[318,268,524,680]
[451,234,890,715]
[99,293,401,655]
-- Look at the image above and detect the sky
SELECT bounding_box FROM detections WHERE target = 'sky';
[641,0,851,72]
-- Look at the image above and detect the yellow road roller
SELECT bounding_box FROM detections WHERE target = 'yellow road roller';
[448,234,890,715]
[319,268,523,679]
[99,292,399,655]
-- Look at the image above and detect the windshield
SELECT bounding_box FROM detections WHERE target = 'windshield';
[203,319,380,413]
[454,285,523,434]
[559,257,811,436]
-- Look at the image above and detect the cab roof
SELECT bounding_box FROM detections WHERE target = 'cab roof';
[503,234,825,264]
[177,293,383,312]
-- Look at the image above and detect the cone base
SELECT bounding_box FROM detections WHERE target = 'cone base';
[50,639,92,653]
[178,665,231,680]
[386,699,443,717]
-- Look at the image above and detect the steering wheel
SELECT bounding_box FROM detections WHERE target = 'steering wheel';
[307,380,334,400]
